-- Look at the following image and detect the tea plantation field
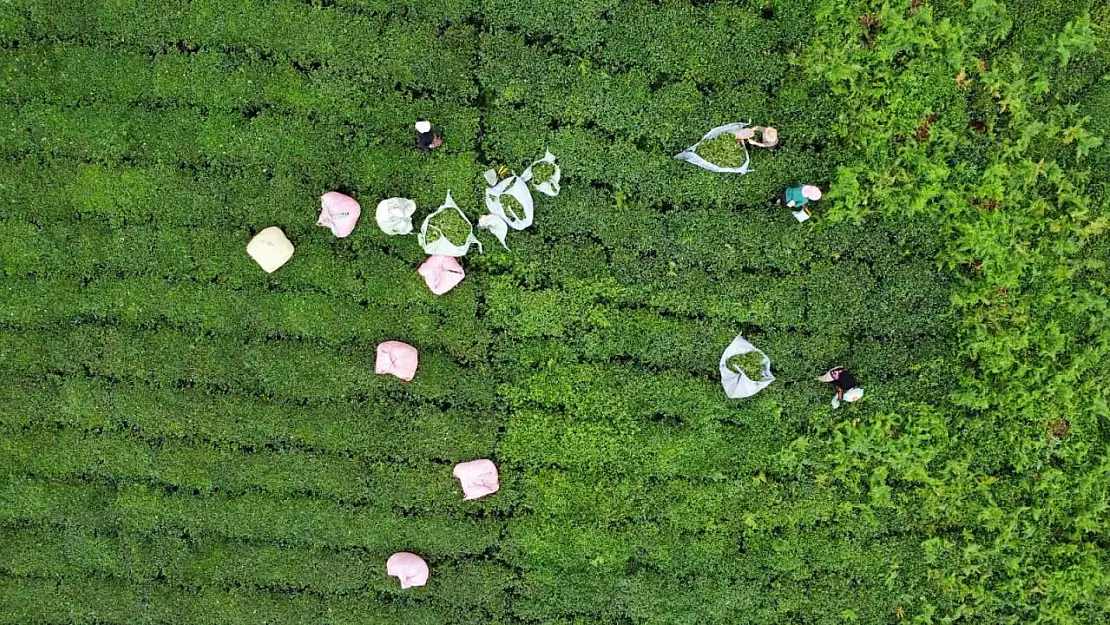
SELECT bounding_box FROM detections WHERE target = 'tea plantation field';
[1,0,1108,623]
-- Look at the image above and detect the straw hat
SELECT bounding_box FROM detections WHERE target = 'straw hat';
[801,185,823,201]
[415,120,432,133]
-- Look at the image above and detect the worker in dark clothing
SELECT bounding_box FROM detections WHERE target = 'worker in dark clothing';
[817,367,864,408]
[415,120,443,150]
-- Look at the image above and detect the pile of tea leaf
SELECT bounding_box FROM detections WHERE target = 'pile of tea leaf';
[427,208,471,244]
[695,133,746,167]
[726,351,766,380]
[501,195,526,221]
[531,162,556,185]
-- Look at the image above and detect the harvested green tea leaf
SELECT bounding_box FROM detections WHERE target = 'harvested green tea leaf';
[501,194,525,221]
[727,351,766,380]
[531,162,556,185]
[695,133,746,167]
[427,208,471,244]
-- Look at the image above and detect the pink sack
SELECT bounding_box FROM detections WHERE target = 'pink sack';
[375,341,419,382]
[453,459,499,500]
[418,255,465,295]
[318,192,362,238]
[386,552,429,589]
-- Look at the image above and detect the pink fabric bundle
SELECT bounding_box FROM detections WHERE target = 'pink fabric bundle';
[453,459,499,500]
[375,341,419,382]
[386,552,429,589]
[317,192,362,238]
[418,255,466,295]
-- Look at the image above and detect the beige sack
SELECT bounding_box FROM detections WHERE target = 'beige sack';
[247,227,295,273]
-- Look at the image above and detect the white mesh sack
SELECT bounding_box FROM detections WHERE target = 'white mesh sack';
[674,122,752,174]
[484,175,534,231]
[419,191,482,257]
[719,334,774,398]
[521,150,561,197]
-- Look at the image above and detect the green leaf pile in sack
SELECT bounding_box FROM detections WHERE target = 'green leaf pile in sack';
[674,122,752,173]
[484,174,534,230]
[719,334,774,398]
[419,191,482,257]
[522,150,561,197]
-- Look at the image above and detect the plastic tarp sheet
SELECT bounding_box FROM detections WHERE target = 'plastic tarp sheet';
[674,122,752,174]
[719,334,774,398]
[477,213,509,249]
[484,175,534,231]
[419,191,481,257]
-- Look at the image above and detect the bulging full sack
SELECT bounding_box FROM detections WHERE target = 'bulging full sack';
[419,191,482,257]
[521,150,561,197]
[418,255,466,295]
[484,175,534,231]
[375,341,419,382]
[674,122,752,174]
[246,227,295,273]
[386,552,429,589]
[317,192,361,238]
[376,197,416,235]
[719,334,774,398]
[453,459,500,501]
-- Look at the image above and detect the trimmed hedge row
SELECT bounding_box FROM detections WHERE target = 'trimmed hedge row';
[0,376,499,466]
[0,426,515,514]
[0,325,496,406]
[0,575,460,625]
[0,0,1006,623]
[0,276,488,363]
[1,0,479,99]
[1,526,514,609]
[0,102,482,197]
[0,478,499,556]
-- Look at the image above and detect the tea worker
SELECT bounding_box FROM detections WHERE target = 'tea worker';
[776,184,822,222]
[738,126,779,148]
[415,120,443,150]
[817,367,864,409]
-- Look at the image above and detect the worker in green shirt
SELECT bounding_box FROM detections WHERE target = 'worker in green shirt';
[776,184,822,222]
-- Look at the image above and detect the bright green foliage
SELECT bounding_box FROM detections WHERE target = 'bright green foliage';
[694,133,747,167]
[0,0,1106,624]
[727,352,767,380]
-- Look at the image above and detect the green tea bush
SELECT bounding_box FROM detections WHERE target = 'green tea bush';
[0,0,1105,623]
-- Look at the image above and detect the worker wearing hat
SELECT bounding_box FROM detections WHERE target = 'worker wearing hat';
[415,120,443,150]
[776,183,822,222]
[817,367,864,409]
[738,126,779,149]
